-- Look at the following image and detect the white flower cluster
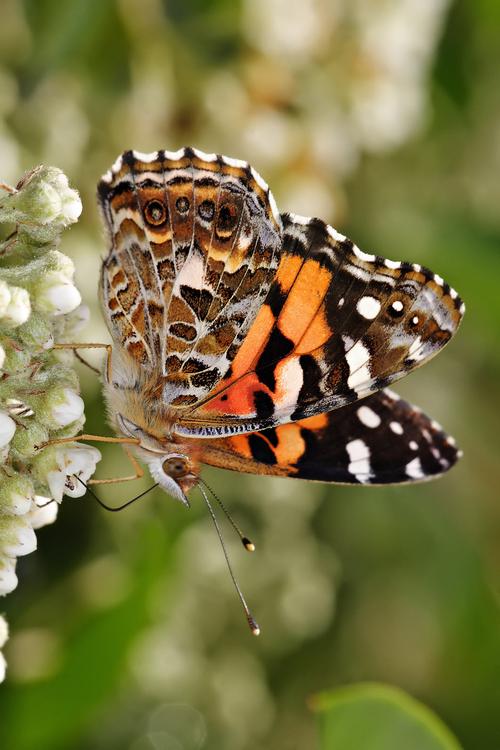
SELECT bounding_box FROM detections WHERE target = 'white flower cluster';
[0,166,101,681]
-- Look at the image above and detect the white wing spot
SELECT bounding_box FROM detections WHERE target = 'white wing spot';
[357,296,381,320]
[389,421,404,435]
[346,439,372,483]
[338,297,344,307]
[391,300,404,313]
[406,457,424,479]
[357,405,381,428]
[409,440,418,450]
[384,259,401,269]
[344,338,371,391]
[275,357,303,411]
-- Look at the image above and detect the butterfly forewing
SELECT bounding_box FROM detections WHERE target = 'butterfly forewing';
[177,213,464,436]
[98,148,282,405]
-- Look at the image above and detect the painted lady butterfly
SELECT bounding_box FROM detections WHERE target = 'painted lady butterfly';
[95,148,464,629]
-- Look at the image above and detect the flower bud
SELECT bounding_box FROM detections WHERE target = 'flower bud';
[0,475,34,515]
[35,273,81,316]
[1,166,82,230]
[46,443,101,502]
[53,173,82,223]
[0,411,16,448]
[0,281,11,317]
[1,285,31,327]
[30,499,58,529]
[49,388,85,428]
[0,557,17,596]
[0,615,8,647]
[0,515,37,557]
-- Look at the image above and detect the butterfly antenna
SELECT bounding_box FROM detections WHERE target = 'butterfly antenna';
[74,475,159,511]
[198,482,260,636]
[199,477,255,552]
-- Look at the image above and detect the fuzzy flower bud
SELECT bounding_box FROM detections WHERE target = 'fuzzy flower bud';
[0,411,16,448]
[30,498,59,529]
[0,557,17,596]
[49,388,85,428]
[35,272,81,316]
[0,515,37,557]
[1,285,31,327]
[0,280,11,317]
[32,251,81,316]
[0,475,34,515]
[0,166,82,232]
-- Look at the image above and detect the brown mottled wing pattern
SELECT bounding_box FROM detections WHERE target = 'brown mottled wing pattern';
[177,213,464,437]
[197,390,461,484]
[98,148,282,402]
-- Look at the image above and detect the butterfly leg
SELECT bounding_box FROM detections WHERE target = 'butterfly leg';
[52,343,113,383]
[41,434,144,485]
[88,446,144,485]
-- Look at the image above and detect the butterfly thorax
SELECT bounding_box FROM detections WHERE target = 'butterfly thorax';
[103,365,201,503]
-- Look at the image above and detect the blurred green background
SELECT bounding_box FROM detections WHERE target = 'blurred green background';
[1,1,499,748]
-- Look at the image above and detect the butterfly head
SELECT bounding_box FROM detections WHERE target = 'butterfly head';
[117,413,198,507]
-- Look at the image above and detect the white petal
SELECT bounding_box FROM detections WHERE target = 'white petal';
[46,470,65,503]
[0,280,11,316]
[37,278,81,316]
[0,651,6,683]
[3,286,31,327]
[0,411,16,448]
[50,389,85,427]
[0,615,8,648]
[1,519,37,557]
[30,501,58,529]
[0,557,17,595]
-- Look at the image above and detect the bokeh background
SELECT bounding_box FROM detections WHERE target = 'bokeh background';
[1,1,500,748]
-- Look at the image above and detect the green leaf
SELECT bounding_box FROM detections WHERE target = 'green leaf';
[312,683,463,750]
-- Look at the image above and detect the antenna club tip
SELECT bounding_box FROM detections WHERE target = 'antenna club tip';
[242,537,255,552]
[248,617,260,636]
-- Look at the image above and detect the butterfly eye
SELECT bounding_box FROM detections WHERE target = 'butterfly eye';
[216,202,238,237]
[145,199,167,226]
[176,196,190,213]
[162,455,189,479]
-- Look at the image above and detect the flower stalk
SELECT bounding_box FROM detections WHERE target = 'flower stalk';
[0,165,101,681]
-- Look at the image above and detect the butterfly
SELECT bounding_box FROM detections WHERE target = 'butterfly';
[94,147,464,630]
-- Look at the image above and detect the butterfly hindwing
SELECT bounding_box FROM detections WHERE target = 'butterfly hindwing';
[177,213,464,437]
[198,390,461,485]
